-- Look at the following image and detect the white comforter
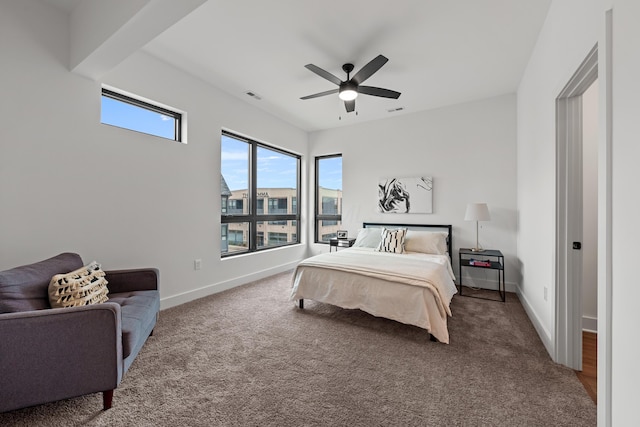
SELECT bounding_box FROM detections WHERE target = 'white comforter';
[290,247,458,343]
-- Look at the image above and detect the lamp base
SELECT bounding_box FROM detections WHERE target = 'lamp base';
[470,247,485,252]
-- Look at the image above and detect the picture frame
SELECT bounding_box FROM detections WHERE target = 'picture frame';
[337,230,348,239]
[378,176,433,214]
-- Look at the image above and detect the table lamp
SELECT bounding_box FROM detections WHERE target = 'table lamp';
[465,203,491,252]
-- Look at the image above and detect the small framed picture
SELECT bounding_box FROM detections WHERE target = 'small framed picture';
[337,230,348,239]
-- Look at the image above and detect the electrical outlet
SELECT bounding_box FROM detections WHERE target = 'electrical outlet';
[544,287,548,301]
[194,259,202,270]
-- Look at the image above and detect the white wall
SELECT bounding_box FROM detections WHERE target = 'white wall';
[308,94,518,290]
[0,0,308,308]
[609,0,640,422]
[516,0,599,352]
[582,79,598,332]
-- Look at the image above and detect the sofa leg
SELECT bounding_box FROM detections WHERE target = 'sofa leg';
[103,389,114,410]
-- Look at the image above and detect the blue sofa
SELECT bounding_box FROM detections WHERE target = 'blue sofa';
[0,253,160,412]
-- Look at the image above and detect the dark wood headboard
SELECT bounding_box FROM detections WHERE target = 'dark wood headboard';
[362,222,453,260]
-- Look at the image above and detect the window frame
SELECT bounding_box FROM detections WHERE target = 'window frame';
[101,87,183,142]
[221,131,301,257]
[315,154,343,244]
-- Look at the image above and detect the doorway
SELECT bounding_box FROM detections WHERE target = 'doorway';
[555,45,597,371]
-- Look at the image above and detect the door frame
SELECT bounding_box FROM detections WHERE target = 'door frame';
[555,45,598,370]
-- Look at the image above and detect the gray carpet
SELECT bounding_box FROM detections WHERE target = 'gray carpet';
[0,271,596,426]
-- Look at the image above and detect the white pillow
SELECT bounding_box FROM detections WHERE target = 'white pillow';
[404,230,448,255]
[376,227,407,253]
[353,227,382,248]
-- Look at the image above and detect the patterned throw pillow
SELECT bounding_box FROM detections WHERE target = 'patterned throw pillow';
[48,261,109,308]
[375,227,408,254]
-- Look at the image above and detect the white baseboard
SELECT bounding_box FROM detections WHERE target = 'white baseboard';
[515,284,554,358]
[582,316,597,333]
[159,260,301,310]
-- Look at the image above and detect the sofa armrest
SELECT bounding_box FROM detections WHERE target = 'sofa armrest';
[105,268,159,294]
[0,303,123,413]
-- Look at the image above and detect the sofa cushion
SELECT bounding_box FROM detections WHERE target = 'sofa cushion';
[48,261,109,308]
[0,253,84,313]
[108,290,160,358]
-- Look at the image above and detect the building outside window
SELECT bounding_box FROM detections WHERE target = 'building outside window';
[221,175,232,252]
[315,154,343,243]
[221,131,300,256]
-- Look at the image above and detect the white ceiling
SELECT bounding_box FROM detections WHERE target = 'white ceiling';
[43,0,552,132]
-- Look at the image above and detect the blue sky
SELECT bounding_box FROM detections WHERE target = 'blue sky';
[221,135,342,191]
[101,96,176,139]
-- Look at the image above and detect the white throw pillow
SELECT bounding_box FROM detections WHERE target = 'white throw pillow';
[353,227,383,248]
[404,230,448,255]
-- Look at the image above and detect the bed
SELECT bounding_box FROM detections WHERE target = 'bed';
[290,223,457,343]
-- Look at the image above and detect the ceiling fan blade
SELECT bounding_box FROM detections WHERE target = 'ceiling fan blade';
[358,86,401,99]
[300,88,339,100]
[351,55,389,85]
[304,64,342,86]
[344,100,355,113]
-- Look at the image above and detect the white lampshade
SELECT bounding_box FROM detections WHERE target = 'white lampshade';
[465,203,490,252]
[464,203,491,221]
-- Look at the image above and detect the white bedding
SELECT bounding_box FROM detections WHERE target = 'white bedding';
[290,247,458,343]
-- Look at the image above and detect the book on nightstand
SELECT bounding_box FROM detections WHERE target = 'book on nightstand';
[469,259,492,267]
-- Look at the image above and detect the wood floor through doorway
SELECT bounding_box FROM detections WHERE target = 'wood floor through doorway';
[576,331,597,404]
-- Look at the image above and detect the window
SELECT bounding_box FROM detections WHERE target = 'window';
[100,87,183,142]
[268,198,288,214]
[322,232,338,241]
[228,230,244,245]
[228,199,244,214]
[322,196,338,214]
[267,232,288,245]
[315,154,343,243]
[221,224,228,252]
[221,131,300,256]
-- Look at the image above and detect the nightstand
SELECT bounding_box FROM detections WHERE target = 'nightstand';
[458,248,505,302]
[329,238,356,252]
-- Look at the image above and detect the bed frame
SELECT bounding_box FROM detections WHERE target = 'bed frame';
[298,222,453,311]
[295,222,454,342]
[363,222,453,261]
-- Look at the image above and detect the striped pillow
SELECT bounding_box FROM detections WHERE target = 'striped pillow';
[376,227,407,254]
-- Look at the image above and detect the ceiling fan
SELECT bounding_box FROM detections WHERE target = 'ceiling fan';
[300,54,401,113]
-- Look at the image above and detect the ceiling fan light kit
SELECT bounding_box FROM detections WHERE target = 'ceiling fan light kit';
[338,81,358,101]
[301,54,401,113]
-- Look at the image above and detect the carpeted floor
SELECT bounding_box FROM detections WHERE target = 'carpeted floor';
[0,271,596,426]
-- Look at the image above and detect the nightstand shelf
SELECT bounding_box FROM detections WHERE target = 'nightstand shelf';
[458,248,505,302]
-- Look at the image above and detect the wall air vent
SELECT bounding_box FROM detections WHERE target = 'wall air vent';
[245,91,262,100]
